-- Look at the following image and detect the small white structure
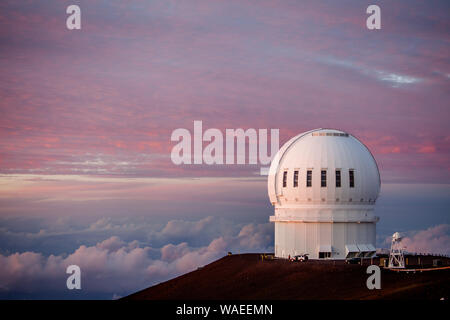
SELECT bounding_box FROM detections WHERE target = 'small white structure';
[268,128,380,260]
[388,232,405,268]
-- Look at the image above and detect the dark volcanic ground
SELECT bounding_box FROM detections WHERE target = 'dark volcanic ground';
[126,254,450,300]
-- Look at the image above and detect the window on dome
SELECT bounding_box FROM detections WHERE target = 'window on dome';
[306,170,312,187]
[321,170,327,187]
[293,170,299,187]
[283,171,287,188]
[335,170,341,187]
[349,170,355,188]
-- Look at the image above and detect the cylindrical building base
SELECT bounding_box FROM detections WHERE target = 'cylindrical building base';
[274,221,376,260]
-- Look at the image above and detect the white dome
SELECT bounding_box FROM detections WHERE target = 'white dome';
[268,128,380,206]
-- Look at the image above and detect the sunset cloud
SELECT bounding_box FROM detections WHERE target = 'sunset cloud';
[0,221,273,299]
[1,221,448,298]
[400,224,450,256]
[418,145,436,154]
[0,0,449,182]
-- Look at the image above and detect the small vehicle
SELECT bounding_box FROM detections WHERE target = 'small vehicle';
[292,254,309,262]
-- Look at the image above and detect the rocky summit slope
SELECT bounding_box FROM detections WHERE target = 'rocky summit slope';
[126,254,450,300]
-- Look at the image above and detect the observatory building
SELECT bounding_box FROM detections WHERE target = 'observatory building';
[268,129,380,260]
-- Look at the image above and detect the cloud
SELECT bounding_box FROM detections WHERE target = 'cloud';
[399,224,450,255]
[4,220,447,298]
[417,145,436,154]
[96,236,127,252]
[159,216,214,238]
[160,242,190,262]
[0,221,273,298]
[377,72,421,86]
[232,223,273,250]
[316,55,422,88]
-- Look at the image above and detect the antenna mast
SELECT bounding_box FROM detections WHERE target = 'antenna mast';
[388,232,405,268]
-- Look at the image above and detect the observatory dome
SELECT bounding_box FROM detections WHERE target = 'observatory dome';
[268,129,381,260]
[268,128,380,206]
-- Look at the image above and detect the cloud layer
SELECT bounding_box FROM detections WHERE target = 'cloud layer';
[1,220,448,299]
[0,219,273,299]
[400,224,450,255]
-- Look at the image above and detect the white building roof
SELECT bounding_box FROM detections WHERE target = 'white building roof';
[357,244,370,252]
[345,244,360,253]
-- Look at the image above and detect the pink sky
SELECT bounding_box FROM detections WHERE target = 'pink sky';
[0,0,449,183]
